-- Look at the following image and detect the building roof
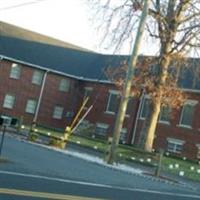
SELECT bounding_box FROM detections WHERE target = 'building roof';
[0,21,199,90]
[0,21,128,82]
[0,21,92,52]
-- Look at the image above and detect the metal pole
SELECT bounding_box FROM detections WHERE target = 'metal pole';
[33,70,48,123]
[0,126,6,156]
[106,0,151,164]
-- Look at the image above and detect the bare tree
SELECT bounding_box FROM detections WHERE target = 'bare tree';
[88,0,200,154]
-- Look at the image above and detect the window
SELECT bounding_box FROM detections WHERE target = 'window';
[126,97,133,116]
[10,63,21,79]
[25,99,37,114]
[179,100,197,127]
[106,91,120,114]
[3,94,15,109]
[120,128,127,144]
[196,145,200,159]
[84,87,93,99]
[159,106,171,123]
[140,97,150,119]
[167,138,184,154]
[52,106,64,119]
[59,78,70,92]
[32,70,44,85]
[95,123,109,136]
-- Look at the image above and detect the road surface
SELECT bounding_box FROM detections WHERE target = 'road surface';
[0,134,199,199]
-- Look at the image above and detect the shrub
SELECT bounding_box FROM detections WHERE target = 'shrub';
[28,133,38,142]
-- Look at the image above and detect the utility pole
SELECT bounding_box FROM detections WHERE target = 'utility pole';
[106,0,151,164]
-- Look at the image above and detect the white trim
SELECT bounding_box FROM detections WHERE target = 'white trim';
[196,144,200,148]
[184,99,198,106]
[52,106,64,119]
[96,123,109,129]
[84,87,93,91]
[108,90,120,95]
[139,96,150,119]
[167,138,185,145]
[178,100,196,127]
[10,63,21,79]
[3,94,15,109]
[167,138,185,154]
[33,71,48,122]
[2,54,200,90]
[105,90,120,114]
[177,124,192,129]
[95,122,109,136]
[0,55,112,84]
[104,111,115,115]
[158,120,170,125]
[131,91,145,144]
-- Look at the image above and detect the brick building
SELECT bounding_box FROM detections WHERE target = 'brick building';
[0,21,200,160]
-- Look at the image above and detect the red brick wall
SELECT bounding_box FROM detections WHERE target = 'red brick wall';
[0,60,41,122]
[77,81,139,143]
[0,60,81,129]
[37,72,80,129]
[134,92,200,159]
[1,59,200,159]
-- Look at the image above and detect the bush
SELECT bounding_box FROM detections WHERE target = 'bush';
[49,138,66,149]
[28,133,38,142]
[74,120,95,138]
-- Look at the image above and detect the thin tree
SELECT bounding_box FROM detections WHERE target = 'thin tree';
[88,0,200,154]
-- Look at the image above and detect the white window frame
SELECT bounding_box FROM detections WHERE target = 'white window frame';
[179,100,198,128]
[159,106,171,124]
[95,123,109,136]
[106,90,120,114]
[196,144,200,159]
[59,78,70,92]
[120,128,127,143]
[32,70,44,85]
[84,87,93,99]
[52,106,64,119]
[139,95,150,119]
[3,94,15,109]
[10,63,21,79]
[167,138,185,154]
[25,99,37,114]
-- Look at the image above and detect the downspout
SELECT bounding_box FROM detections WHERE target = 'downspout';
[33,70,48,124]
[131,90,145,144]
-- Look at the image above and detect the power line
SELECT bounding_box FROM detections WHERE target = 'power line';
[0,0,47,11]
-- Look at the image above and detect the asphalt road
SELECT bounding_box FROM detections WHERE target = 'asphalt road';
[0,134,200,200]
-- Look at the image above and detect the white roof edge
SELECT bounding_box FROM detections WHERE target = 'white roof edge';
[3,55,199,91]
[0,54,113,84]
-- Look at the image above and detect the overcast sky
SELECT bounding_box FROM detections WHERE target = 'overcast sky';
[0,0,103,51]
[0,0,158,55]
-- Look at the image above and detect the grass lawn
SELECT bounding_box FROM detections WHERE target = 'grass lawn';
[162,156,200,182]
[18,125,200,182]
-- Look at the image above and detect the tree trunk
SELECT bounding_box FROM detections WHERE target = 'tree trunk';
[144,52,171,152]
[106,0,150,164]
[144,98,161,152]
[137,101,153,148]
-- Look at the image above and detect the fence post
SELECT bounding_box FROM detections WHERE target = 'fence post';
[155,149,164,177]
[17,116,23,134]
[105,137,113,163]
[0,125,6,156]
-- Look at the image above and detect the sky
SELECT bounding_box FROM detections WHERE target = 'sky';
[0,0,157,55]
[0,0,102,52]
